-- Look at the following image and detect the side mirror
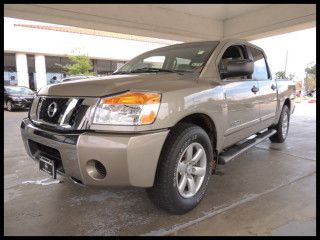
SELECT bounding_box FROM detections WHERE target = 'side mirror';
[220,59,254,79]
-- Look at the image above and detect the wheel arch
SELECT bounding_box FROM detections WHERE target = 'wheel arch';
[283,98,291,111]
[152,112,219,186]
[173,113,218,152]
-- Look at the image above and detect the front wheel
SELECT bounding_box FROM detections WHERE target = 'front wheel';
[269,105,290,143]
[147,123,213,214]
[7,100,14,112]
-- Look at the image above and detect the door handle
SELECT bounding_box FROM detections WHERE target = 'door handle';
[271,84,277,91]
[251,85,259,93]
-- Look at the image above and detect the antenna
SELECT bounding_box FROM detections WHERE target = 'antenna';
[284,49,288,75]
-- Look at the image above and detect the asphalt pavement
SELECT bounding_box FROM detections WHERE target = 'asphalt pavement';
[4,102,316,236]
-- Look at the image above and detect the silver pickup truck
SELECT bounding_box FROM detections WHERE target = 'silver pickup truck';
[21,39,295,214]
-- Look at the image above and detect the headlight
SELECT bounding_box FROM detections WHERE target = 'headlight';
[93,91,161,125]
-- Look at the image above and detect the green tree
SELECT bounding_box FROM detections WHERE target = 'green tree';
[305,64,316,77]
[60,54,94,76]
[288,73,295,80]
[304,64,316,91]
[275,71,295,80]
[275,71,287,79]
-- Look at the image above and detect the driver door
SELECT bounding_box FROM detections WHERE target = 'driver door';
[219,44,261,148]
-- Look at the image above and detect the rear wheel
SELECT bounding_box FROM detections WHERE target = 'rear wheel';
[269,105,290,143]
[147,123,213,214]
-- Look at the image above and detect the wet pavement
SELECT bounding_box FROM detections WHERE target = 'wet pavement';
[4,102,316,236]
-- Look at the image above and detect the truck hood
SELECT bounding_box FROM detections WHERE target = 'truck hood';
[38,73,200,97]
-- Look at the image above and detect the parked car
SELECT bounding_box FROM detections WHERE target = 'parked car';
[21,39,295,214]
[4,86,35,111]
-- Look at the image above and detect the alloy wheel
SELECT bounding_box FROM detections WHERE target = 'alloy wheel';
[282,112,289,139]
[176,142,207,198]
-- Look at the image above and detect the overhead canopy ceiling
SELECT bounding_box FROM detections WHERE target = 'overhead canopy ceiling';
[4,4,316,42]
[151,4,269,20]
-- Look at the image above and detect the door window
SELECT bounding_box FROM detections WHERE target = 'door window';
[249,47,269,80]
[219,45,251,80]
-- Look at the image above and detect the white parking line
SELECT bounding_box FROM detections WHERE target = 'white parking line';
[22,177,61,186]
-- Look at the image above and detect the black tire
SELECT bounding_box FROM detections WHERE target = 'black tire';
[7,100,14,112]
[147,123,213,214]
[269,105,290,143]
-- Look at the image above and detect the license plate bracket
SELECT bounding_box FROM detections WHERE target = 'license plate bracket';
[39,156,56,179]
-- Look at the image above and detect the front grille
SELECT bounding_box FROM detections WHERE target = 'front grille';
[28,139,64,171]
[36,97,89,128]
[30,96,96,131]
[39,98,69,124]
[68,99,87,126]
[28,139,61,161]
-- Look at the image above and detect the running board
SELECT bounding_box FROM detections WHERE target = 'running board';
[218,129,277,165]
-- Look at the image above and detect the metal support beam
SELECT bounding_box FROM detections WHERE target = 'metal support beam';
[15,53,29,88]
[35,55,47,90]
[4,4,316,43]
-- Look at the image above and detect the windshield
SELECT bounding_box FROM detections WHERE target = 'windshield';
[5,86,34,95]
[114,41,219,75]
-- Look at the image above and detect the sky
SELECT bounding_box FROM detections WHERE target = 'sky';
[251,28,316,81]
[4,17,316,80]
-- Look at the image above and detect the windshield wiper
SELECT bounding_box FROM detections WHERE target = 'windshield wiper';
[112,71,130,75]
[129,67,176,73]
[113,67,193,75]
[131,67,194,74]
[112,68,167,75]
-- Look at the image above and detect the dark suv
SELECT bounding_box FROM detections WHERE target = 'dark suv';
[4,86,35,111]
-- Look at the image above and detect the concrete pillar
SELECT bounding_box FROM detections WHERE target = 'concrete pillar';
[15,53,29,88]
[35,55,47,90]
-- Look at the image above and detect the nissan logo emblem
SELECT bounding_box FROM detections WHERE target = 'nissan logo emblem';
[47,102,58,118]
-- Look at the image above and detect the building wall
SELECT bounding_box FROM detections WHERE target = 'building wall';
[4,53,17,86]
[4,18,173,90]
[4,18,174,61]
[4,52,126,90]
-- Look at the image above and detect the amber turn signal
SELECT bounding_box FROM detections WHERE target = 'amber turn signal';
[102,92,161,105]
[140,109,157,124]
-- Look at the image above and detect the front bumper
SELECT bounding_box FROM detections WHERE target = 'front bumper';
[21,118,169,187]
